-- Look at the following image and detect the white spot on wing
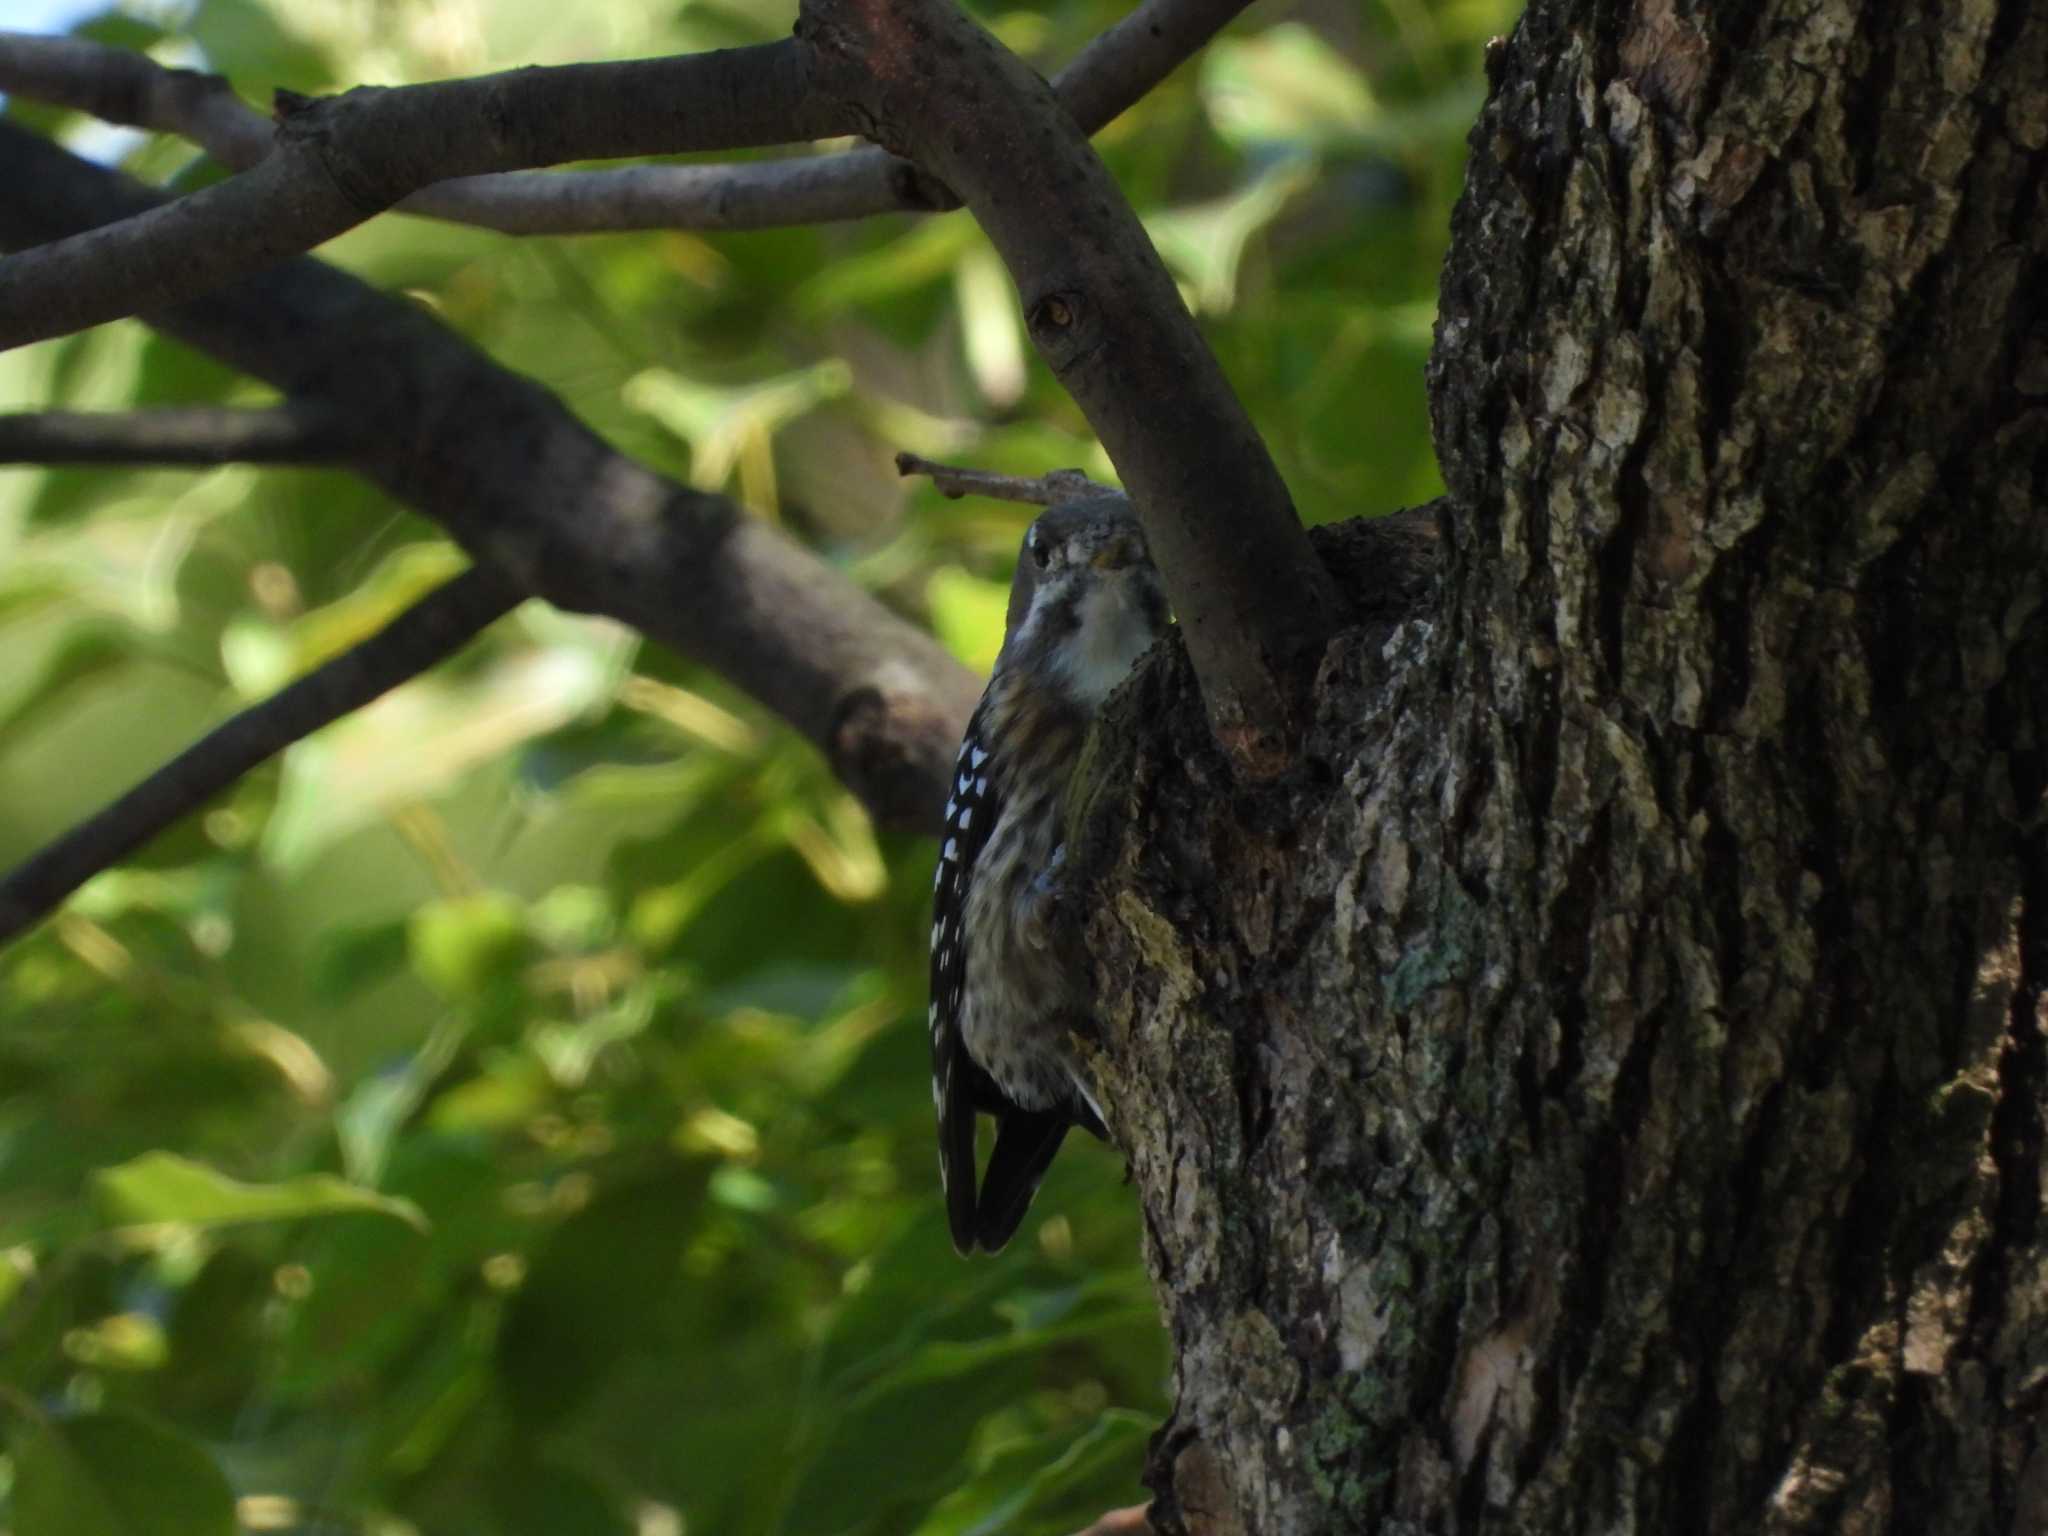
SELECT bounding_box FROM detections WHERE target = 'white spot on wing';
[1075,1079,1107,1128]
[959,808,972,828]
[970,745,988,768]
[944,838,959,861]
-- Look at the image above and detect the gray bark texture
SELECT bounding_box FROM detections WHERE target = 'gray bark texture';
[1070,0,2048,1531]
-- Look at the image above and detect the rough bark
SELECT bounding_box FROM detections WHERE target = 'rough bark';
[1075,1,2048,1532]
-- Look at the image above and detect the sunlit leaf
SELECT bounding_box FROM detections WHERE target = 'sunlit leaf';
[926,566,1009,675]
[92,1152,428,1234]
[622,361,854,511]
[776,790,888,904]
[0,1245,32,1313]
[426,1054,553,1133]
[1200,25,1378,150]
[408,892,531,1002]
[224,542,471,700]
[262,646,612,870]
[1145,162,1318,315]
[955,245,1026,409]
[61,1312,167,1373]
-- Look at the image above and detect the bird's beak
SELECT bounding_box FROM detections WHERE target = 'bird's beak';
[1090,536,1145,572]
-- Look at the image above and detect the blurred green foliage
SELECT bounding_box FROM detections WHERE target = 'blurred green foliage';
[0,0,1512,1530]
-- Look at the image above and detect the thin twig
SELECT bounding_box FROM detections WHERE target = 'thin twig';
[894,452,1114,506]
[1066,1509,1151,1536]
[0,0,1249,241]
[0,568,518,948]
[0,405,353,465]
[0,34,272,162]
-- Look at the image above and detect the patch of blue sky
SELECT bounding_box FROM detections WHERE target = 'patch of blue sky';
[9,0,106,37]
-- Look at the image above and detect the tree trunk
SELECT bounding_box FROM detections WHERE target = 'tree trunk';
[1075,0,2048,1531]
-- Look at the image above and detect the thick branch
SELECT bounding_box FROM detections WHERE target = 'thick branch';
[802,0,1338,774]
[0,406,352,464]
[0,122,979,835]
[0,40,852,351]
[0,0,1244,235]
[0,569,516,947]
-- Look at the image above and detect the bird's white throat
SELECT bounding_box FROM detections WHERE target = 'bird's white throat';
[1054,576,1158,706]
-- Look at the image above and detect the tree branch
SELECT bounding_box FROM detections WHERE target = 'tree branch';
[0,0,1247,236]
[0,568,517,947]
[803,0,1339,774]
[894,452,1113,505]
[0,40,853,351]
[0,33,273,163]
[0,121,979,836]
[0,406,353,464]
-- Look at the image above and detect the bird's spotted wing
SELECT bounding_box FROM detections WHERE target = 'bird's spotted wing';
[930,700,1004,1255]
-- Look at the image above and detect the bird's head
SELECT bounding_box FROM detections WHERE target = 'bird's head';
[998,495,1169,707]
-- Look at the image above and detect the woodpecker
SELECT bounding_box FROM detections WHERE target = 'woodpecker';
[929,495,1168,1254]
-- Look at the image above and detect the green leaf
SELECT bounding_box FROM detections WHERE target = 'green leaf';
[61,1310,168,1371]
[0,622,138,751]
[1145,162,1318,315]
[11,1411,236,1536]
[185,0,337,90]
[793,219,980,317]
[954,244,1026,409]
[91,1151,428,1233]
[1200,25,1377,150]
[336,1017,467,1184]
[912,1411,1154,1536]
[1202,24,1485,157]
[261,648,613,872]
[310,916,414,1004]
[781,1347,1030,1536]
[786,1213,1155,1536]
[489,1454,634,1536]
[925,567,1009,675]
[497,1166,707,1426]
[408,892,532,1002]
[621,359,853,509]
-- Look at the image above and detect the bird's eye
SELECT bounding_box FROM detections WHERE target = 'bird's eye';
[1028,531,1050,569]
